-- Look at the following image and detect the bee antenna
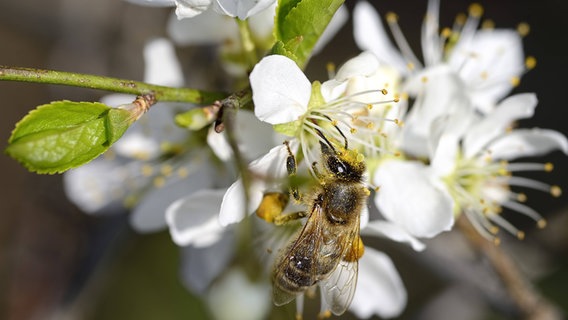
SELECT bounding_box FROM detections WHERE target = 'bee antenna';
[315,128,337,153]
[319,114,349,150]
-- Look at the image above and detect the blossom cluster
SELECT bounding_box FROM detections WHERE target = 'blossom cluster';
[63,1,567,319]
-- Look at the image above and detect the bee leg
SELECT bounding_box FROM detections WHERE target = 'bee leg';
[274,210,308,226]
[284,141,301,202]
[311,161,322,179]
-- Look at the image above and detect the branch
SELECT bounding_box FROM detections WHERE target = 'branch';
[0,66,226,104]
[457,216,562,320]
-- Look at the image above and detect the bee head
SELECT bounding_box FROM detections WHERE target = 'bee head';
[319,141,365,182]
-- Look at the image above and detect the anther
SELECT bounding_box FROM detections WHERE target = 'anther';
[537,219,547,229]
[142,165,154,176]
[517,193,527,202]
[550,185,562,197]
[517,22,530,37]
[386,12,398,23]
[381,88,388,95]
[468,3,484,17]
[525,56,537,70]
[544,162,554,172]
[482,19,495,29]
[153,176,166,188]
[516,230,525,240]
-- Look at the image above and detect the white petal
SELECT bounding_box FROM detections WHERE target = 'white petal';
[166,189,227,247]
[143,38,184,86]
[247,2,277,40]
[373,160,454,238]
[464,93,537,158]
[180,230,235,294]
[361,220,426,251]
[449,29,524,112]
[250,55,311,124]
[130,163,213,232]
[350,248,407,318]
[63,157,128,213]
[206,268,272,320]
[335,51,380,81]
[219,143,291,226]
[401,66,471,158]
[421,0,441,66]
[353,1,408,75]
[174,0,211,18]
[214,0,276,20]
[125,0,175,7]
[207,125,232,162]
[430,133,460,178]
[488,128,568,160]
[167,8,238,45]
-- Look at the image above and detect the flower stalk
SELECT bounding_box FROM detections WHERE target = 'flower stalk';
[0,65,226,104]
[456,216,562,320]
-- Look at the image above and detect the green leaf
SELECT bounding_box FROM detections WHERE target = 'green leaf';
[5,100,133,174]
[274,0,344,68]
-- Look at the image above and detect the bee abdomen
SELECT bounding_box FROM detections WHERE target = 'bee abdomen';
[273,254,316,303]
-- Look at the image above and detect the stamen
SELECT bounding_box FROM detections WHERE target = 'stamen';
[385,12,423,70]
[506,162,551,172]
[502,200,543,222]
[517,22,530,37]
[487,213,522,238]
[525,56,537,70]
[506,176,554,193]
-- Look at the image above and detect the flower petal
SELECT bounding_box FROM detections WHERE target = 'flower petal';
[464,93,537,158]
[143,38,184,86]
[350,247,407,318]
[206,268,272,320]
[214,0,276,20]
[250,55,311,124]
[362,220,426,251]
[180,229,235,294]
[167,8,238,45]
[166,189,227,247]
[353,1,408,75]
[125,0,175,7]
[130,162,213,232]
[219,143,292,226]
[449,29,524,112]
[373,160,454,238]
[174,0,211,19]
[488,128,568,160]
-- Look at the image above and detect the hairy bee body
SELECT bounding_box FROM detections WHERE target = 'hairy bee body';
[272,141,368,315]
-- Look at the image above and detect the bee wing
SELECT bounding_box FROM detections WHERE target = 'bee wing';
[319,218,361,316]
[272,204,326,306]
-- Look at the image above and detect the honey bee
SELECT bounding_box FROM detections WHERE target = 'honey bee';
[271,132,368,316]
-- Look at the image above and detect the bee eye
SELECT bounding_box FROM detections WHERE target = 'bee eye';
[328,157,347,175]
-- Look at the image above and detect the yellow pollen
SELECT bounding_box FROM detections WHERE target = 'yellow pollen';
[374,186,380,192]
[421,76,428,83]
[386,12,398,23]
[441,27,452,38]
[331,120,339,126]
[381,88,388,95]
[141,165,154,176]
[393,95,400,103]
[455,13,467,25]
[517,193,527,202]
[537,219,547,229]
[123,195,137,208]
[541,162,553,172]
[394,151,401,157]
[177,167,189,178]
[317,310,332,320]
[480,71,488,80]
[525,56,537,69]
[517,22,530,37]
[482,19,495,29]
[400,92,409,100]
[160,164,173,176]
[516,231,525,240]
[153,176,166,188]
[493,237,501,246]
[407,62,415,70]
[550,185,562,197]
[295,313,303,320]
[468,3,484,17]
[366,122,374,129]
[366,103,373,110]
[326,62,336,74]
[505,126,514,133]
[510,77,521,87]
[350,128,357,134]
[489,225,499,234]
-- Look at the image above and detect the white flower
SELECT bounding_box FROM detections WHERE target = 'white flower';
[126,0,276,20]
[432,93,568,242]
[353,0,533,114]
[250,53,399,171]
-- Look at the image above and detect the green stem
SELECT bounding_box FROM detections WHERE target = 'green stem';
[0,66,226,104]
[236,19,258,70]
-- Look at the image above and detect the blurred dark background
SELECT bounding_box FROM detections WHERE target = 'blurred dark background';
[1,0,567,319]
